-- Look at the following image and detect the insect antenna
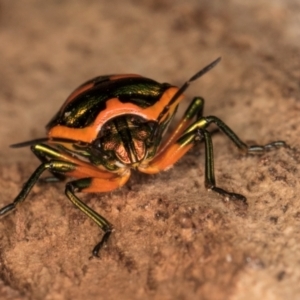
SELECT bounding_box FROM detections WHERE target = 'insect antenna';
[170,57,221,107]
[151,57,221,142]
[157,57,221,124]
[10,137,80,148]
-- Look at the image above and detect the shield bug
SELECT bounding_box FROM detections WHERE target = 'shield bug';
[0,58,286,256]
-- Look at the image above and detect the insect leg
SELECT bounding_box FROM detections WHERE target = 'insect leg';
[177,116,286,201]
[1,153,127,256]
[0,160,76,216]
[30,143,117,179]
[65,179,112,257]
[157,97,205,155]
[193,116,287,154]
[31,143,66,182]
[197,128,246,201]
[141,114,286,202]
[66,173,130,257]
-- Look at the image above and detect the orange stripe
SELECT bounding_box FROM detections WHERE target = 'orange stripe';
[49,87,183,143]
[82,171,130,193]
[61,74,142,111]
[138,143,193,174]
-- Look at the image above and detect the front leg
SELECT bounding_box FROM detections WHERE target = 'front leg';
[31,143,67,182]
[156,97,205,156]
[65,172,131,257]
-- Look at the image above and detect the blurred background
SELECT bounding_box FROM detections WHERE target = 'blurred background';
[0,1,299,299]
[1,0,299,161]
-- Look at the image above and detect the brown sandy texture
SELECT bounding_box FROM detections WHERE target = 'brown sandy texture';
[0,1,300,299]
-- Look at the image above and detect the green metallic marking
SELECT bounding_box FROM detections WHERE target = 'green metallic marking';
[181,115,249,153]
[32,143,66,160]
[170,97,205,147]
[183,119,207,135]
[176,131,195,146]
[0,158,112,257]
[65,179,112,256]
[184,97,205,120]
[204,116,248,152]
[0,160,77,217]
[57,143,91,158]
[47,77,171,129]
[199,129,247,202]
[114,82,169,108]
[31,143,70,181]
[173,111,287,203]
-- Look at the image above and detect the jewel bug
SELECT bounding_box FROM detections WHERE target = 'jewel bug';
[0,58,286,256]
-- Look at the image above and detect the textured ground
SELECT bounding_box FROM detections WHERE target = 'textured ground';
[0,1,300,299]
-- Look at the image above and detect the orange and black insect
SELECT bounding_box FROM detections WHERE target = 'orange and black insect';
[0,58,286,256]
